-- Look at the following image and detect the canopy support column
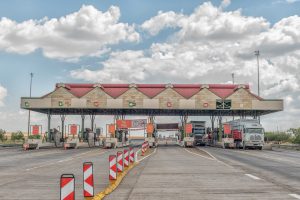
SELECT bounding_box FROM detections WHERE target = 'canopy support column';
[47,110,51,142]
[81,114,85,139]
[60,114,66,141]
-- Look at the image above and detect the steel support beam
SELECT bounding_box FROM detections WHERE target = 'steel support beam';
[60,114,66,140]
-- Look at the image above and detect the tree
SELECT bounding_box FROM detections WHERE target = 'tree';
[0,129,7,142]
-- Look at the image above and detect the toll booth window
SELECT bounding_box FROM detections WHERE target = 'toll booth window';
[216,99,231,109]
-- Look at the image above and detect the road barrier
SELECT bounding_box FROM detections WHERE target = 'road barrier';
[109,155,117,180]
[141,142,146,156]
[124,149,129,167]
[129,147,134,164]
[83,162,94,198]
[117,151,123,172]
[60,174,75,200]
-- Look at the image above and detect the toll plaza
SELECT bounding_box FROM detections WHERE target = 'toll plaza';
[20,83,283,149]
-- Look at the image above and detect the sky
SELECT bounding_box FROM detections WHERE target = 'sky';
[0,0,300,132]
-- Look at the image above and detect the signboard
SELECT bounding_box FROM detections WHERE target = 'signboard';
[156,123,179,130]
[69,124,79,135]
[31,125,40,135]
[223,124,231,134]
[108,124,116,134]
[116,120,132,129]
[132,119,147,128]
[146,123,154,134]
[185,123,193,134]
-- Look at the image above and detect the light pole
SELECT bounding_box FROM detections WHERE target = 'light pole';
[254,50,260,122]
[254,50,260,96]
[27,73,33,138]
[232,73,235,84]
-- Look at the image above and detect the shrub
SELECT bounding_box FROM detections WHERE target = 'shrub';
[265,132,291,143]
[293,134,300,144]
[28,135,41,139]
[11,131,25,141]
[0,129,7,142]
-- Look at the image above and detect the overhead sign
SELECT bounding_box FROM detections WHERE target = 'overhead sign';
[156,123,179,130]
[116,120,132,129]
[223,124,231,134]
[132,119,147,128]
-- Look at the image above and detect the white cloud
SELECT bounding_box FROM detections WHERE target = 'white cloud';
[142,2,269,41]
[71,2,300,130]
[141,11,184,36]
[220,0,231,9]
[0,5,140,61]
[0,85,7,107]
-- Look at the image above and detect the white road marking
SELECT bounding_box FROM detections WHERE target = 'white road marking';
[289,194,300,199]
[187,148,234,168]
[25,150,106,171]
[245,174,261,180]
[184,148,215,161]
[137,148,157,162]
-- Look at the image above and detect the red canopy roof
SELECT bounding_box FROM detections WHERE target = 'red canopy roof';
[56,83,255,99]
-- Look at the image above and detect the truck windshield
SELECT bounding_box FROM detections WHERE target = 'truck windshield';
[245,128,264,134]
[193,128,205,134]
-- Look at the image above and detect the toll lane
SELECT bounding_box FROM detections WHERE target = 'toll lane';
[0,147,114,200]
[107,146,296,200]
[202,147,300,196]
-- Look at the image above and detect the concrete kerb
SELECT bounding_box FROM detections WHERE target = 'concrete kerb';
[91,147,156,200]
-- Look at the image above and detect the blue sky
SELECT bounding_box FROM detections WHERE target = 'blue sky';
[0,0,300,131]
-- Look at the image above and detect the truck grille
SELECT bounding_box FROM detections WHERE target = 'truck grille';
[250,135,255,141]
[255,135,262,141]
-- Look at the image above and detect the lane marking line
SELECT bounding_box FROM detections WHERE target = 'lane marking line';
[245,174,261,180]
[137,148,157,162]
[289,194,300,199]
[25,150,107,171]
[184,148,215,161]
[190,147,234,169]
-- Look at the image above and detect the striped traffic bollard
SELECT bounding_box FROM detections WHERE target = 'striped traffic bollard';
[109,155,117,180]
[129,147,134,164]
[124,149,129,168]
[83,162,94,197]
[117,151,124,173]
[60,174,75,200]
[141,143,145,156]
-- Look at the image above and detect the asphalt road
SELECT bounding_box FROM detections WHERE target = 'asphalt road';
[202,147,300,196]
[0,146,118,200]
[107,145,300,200]
[1,145,299,200]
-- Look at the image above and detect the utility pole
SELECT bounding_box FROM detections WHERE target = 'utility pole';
[232,73,235,84]
[254,50,260,96]
[27,73,33,138]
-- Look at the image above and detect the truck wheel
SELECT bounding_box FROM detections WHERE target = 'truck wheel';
[258,146,262,150]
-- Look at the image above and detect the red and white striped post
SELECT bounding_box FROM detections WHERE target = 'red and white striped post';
[124,149,129,168]
[60,174,75,200]
[129,147,134,164]
[109,155,117,181]
[141,142,146,156]
[117,151,123,173]
[83,162,94,197]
